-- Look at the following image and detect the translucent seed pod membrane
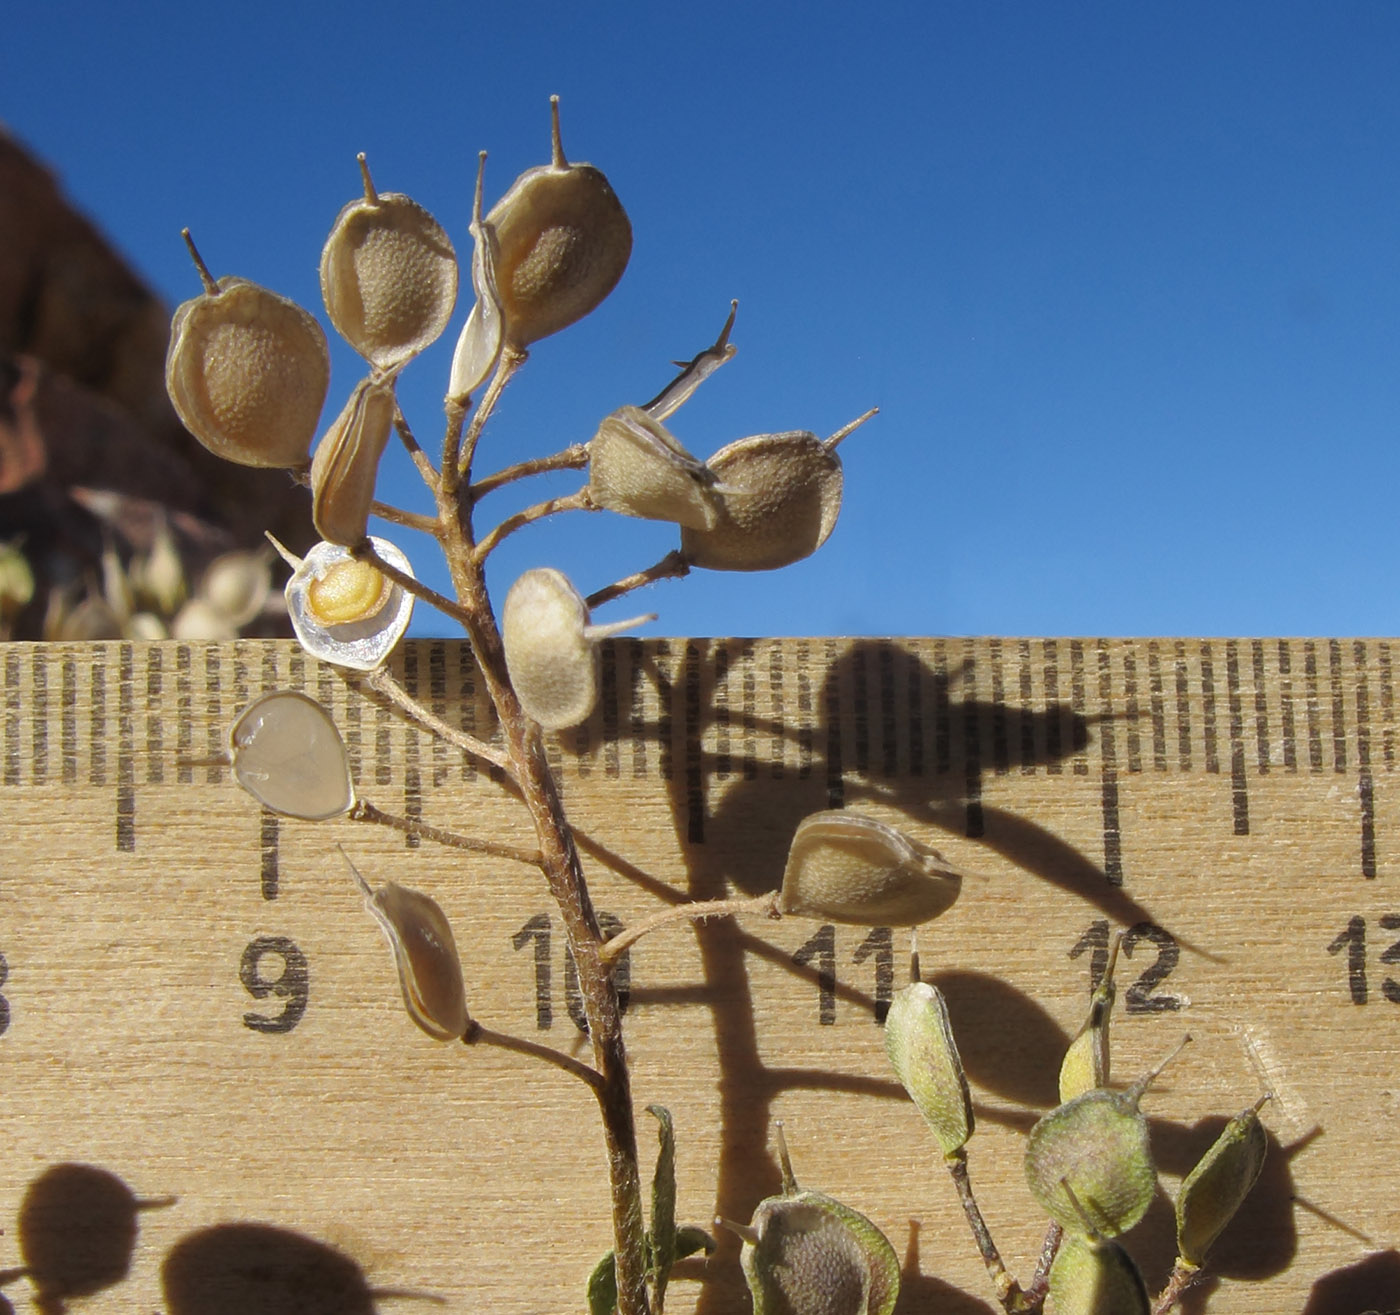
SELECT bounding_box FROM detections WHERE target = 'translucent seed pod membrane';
[283,537,415,671]
[228,691,354,820]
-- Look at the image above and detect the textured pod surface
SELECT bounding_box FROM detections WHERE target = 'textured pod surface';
[1175,1102,1268,1266]
[588,406,720,529]
[1059,938,1120,1102]
[166,277,330,468]
[360,879,469,1041]
[286,537,414,671]
[228,691,354,821]
[741,1192,899,1315]
[1025,1089,1157,1238]
[884,980,973,1156]
[502,568,598,731]
[680,432,842,572]
[779,811,962,926]
[310,376,397,546]
[1046,1232,1149,1315]
[321,176,457,370]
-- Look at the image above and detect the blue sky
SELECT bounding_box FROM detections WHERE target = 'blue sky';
[7,2,1399,639]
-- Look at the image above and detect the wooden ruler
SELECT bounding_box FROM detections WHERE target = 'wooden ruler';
[0,637,1396,1315]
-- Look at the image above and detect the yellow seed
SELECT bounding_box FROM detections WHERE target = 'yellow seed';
[306,559,394,627]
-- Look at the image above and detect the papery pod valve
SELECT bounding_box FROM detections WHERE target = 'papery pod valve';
[680,411,874,572]
[166,232,330,468]
[884,979,973,1157]
[589,406,722,530]
[320,155,458,371]
[1174,1096,1269,1268]
[778,811,962,926]
[310,376,397,546]
[227,691,355,821]
[502,568,652,731]
[486,97,631,350]
[1046,1230,1149,1315]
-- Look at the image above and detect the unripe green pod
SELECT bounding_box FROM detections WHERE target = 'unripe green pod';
[778,811,962,926]
[1046,1231,1149,1315]
[680,411,874,572]
[1174,1096,1269,1267]
[487,98,631,350]
[310,375,397,546]
[320,156,458,370]
[588,406,722,530]
[344,853,469,1042]
[166,234,330,469]
[884,980,973,1157]
[1024,1087,1156,1239]
[1059,934,1122,1103]
[228,690,355,821]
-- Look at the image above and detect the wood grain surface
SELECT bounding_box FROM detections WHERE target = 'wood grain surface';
[0,638,1396,1315]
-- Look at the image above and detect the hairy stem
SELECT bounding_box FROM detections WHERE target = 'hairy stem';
[473,488,596,562]
[947,1150,1028,1313]
[585,549,691,610]
[349,799,540,865]
[363,666,514,776]
[470,444,591,499]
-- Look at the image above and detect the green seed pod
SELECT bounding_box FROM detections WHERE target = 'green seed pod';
[487,97,632,350]
[310,375,397,546]
[320,155,458,371]
[1174,1096,1269,1267]
[1046,1231,1149,1315]
[884,979,973,1157]
[778,811,962,927]
[502,568,653,731]
[166,231,330,468]
[228,691,355,821]
[1059,934,1122,1103]
[588,406,722,530]
[343,852,469,1042]
[1026,1043,1185,1238]
[680,411,874,572]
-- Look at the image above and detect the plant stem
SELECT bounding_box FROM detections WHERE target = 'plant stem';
[351,539,471,624]
[946,1150,1029,1313]
[349,799,540,865]
[1151,1261,1202,1315]
[470,444,590,499]
[599,893,779,964]
[472,488,596,562]
[585,550,691,610]
[369,500,440,534]
[464,1021,603,1092]
[363,667,514,776]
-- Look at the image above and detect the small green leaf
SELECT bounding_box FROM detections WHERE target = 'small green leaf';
[648,1105,678,1311]
[586,1251,617,1315]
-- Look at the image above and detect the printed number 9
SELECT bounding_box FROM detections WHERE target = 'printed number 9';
[240,936,309,1034]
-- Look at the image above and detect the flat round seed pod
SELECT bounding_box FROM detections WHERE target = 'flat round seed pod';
[228,691,354,821]
[1024,1088,1156,1238]
[680,431,842,572]
[741,1192,899,1315]
[588,405,721,530]
[166,273,330,469]
[1046,1232,1150,1315]
[320,157,458,370]
[285,537,415,671]
[779,811,962,926]
[310,376,397,546]
[502,568,598,731]
[884,980,973,1157]
[487,99,631,349]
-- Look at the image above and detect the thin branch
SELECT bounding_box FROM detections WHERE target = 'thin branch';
[1024,1221,1062,1311]
[457,347,527,482]
[1151,1262,1204,1315]
[351,539,471,624]
[364,666,514,776]
[599,894,779,965]
[369,500,440,534]
[464,1020,603,1093]
[393,403,440,492]
[470,444,591,500]
[349,799,541,866]
[440,396,469,502]
[946,1151,1026,1313]
[585,550,691,610]
[473,488,597,561]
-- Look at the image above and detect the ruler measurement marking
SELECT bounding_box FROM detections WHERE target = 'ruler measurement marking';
[1354,641,1377,879]
[175,645,192,785]
[4,651,19,787]
[30,647,48,785]
[1173,641,1191,772]
[852,640,871,778]
[932,638,951,776]
[1097,641,1124,885]
[713,643,731,780]
[1329,640,1348,773]
[684,642,704,842]
[1277,639,1298,772]
[961,639,983,837]
[402,643,423,848]
[1304,640,1323,771]
[1199,641,1221,776]
[741,640,758,782]
[429,642,449,788]
[628,640,649,781]
[879,643,898,780]
[795,640,813,781]
[1147,641,1168,772]
[824,638,843,808]
[600,641,621,781]
[768,643,786,781]
[1379,644,1395,771]
[62,655,78,785]
[1069,640,1088,776]
[1225,641,1250,835]
[1251,639,1270,775]
[116,643,135,852]
[144,646,163,786]
[653,640,675,784]
[989,639,1009,777]
[1043,640,1062,772]
[1122,649,1142,774]
[1017,639,1035,776]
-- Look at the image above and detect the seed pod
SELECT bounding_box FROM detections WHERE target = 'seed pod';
[884,980,973,1158]
[680,411,874,572]
[198,548,273,628]
[448,152,505,401]
[778,811,962,927]
[310,376,397,546]
[486,97,632,350]
[1174,1096,1269,1267]
[343,852,469,1041]
[228,690,355,821]
[166,231,330,468]
[502,568,652,731]
[320,155,458,370]
[279,536,415,671]
[729,1130,899,1315]
[1025,1043,1186,1238]
[1059,934,1122,1103]
[128,518,186,617]
[1046,1230,1150,1315]
[588,406,722,530]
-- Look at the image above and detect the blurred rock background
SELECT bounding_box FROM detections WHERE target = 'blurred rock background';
[0,125,310,639]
